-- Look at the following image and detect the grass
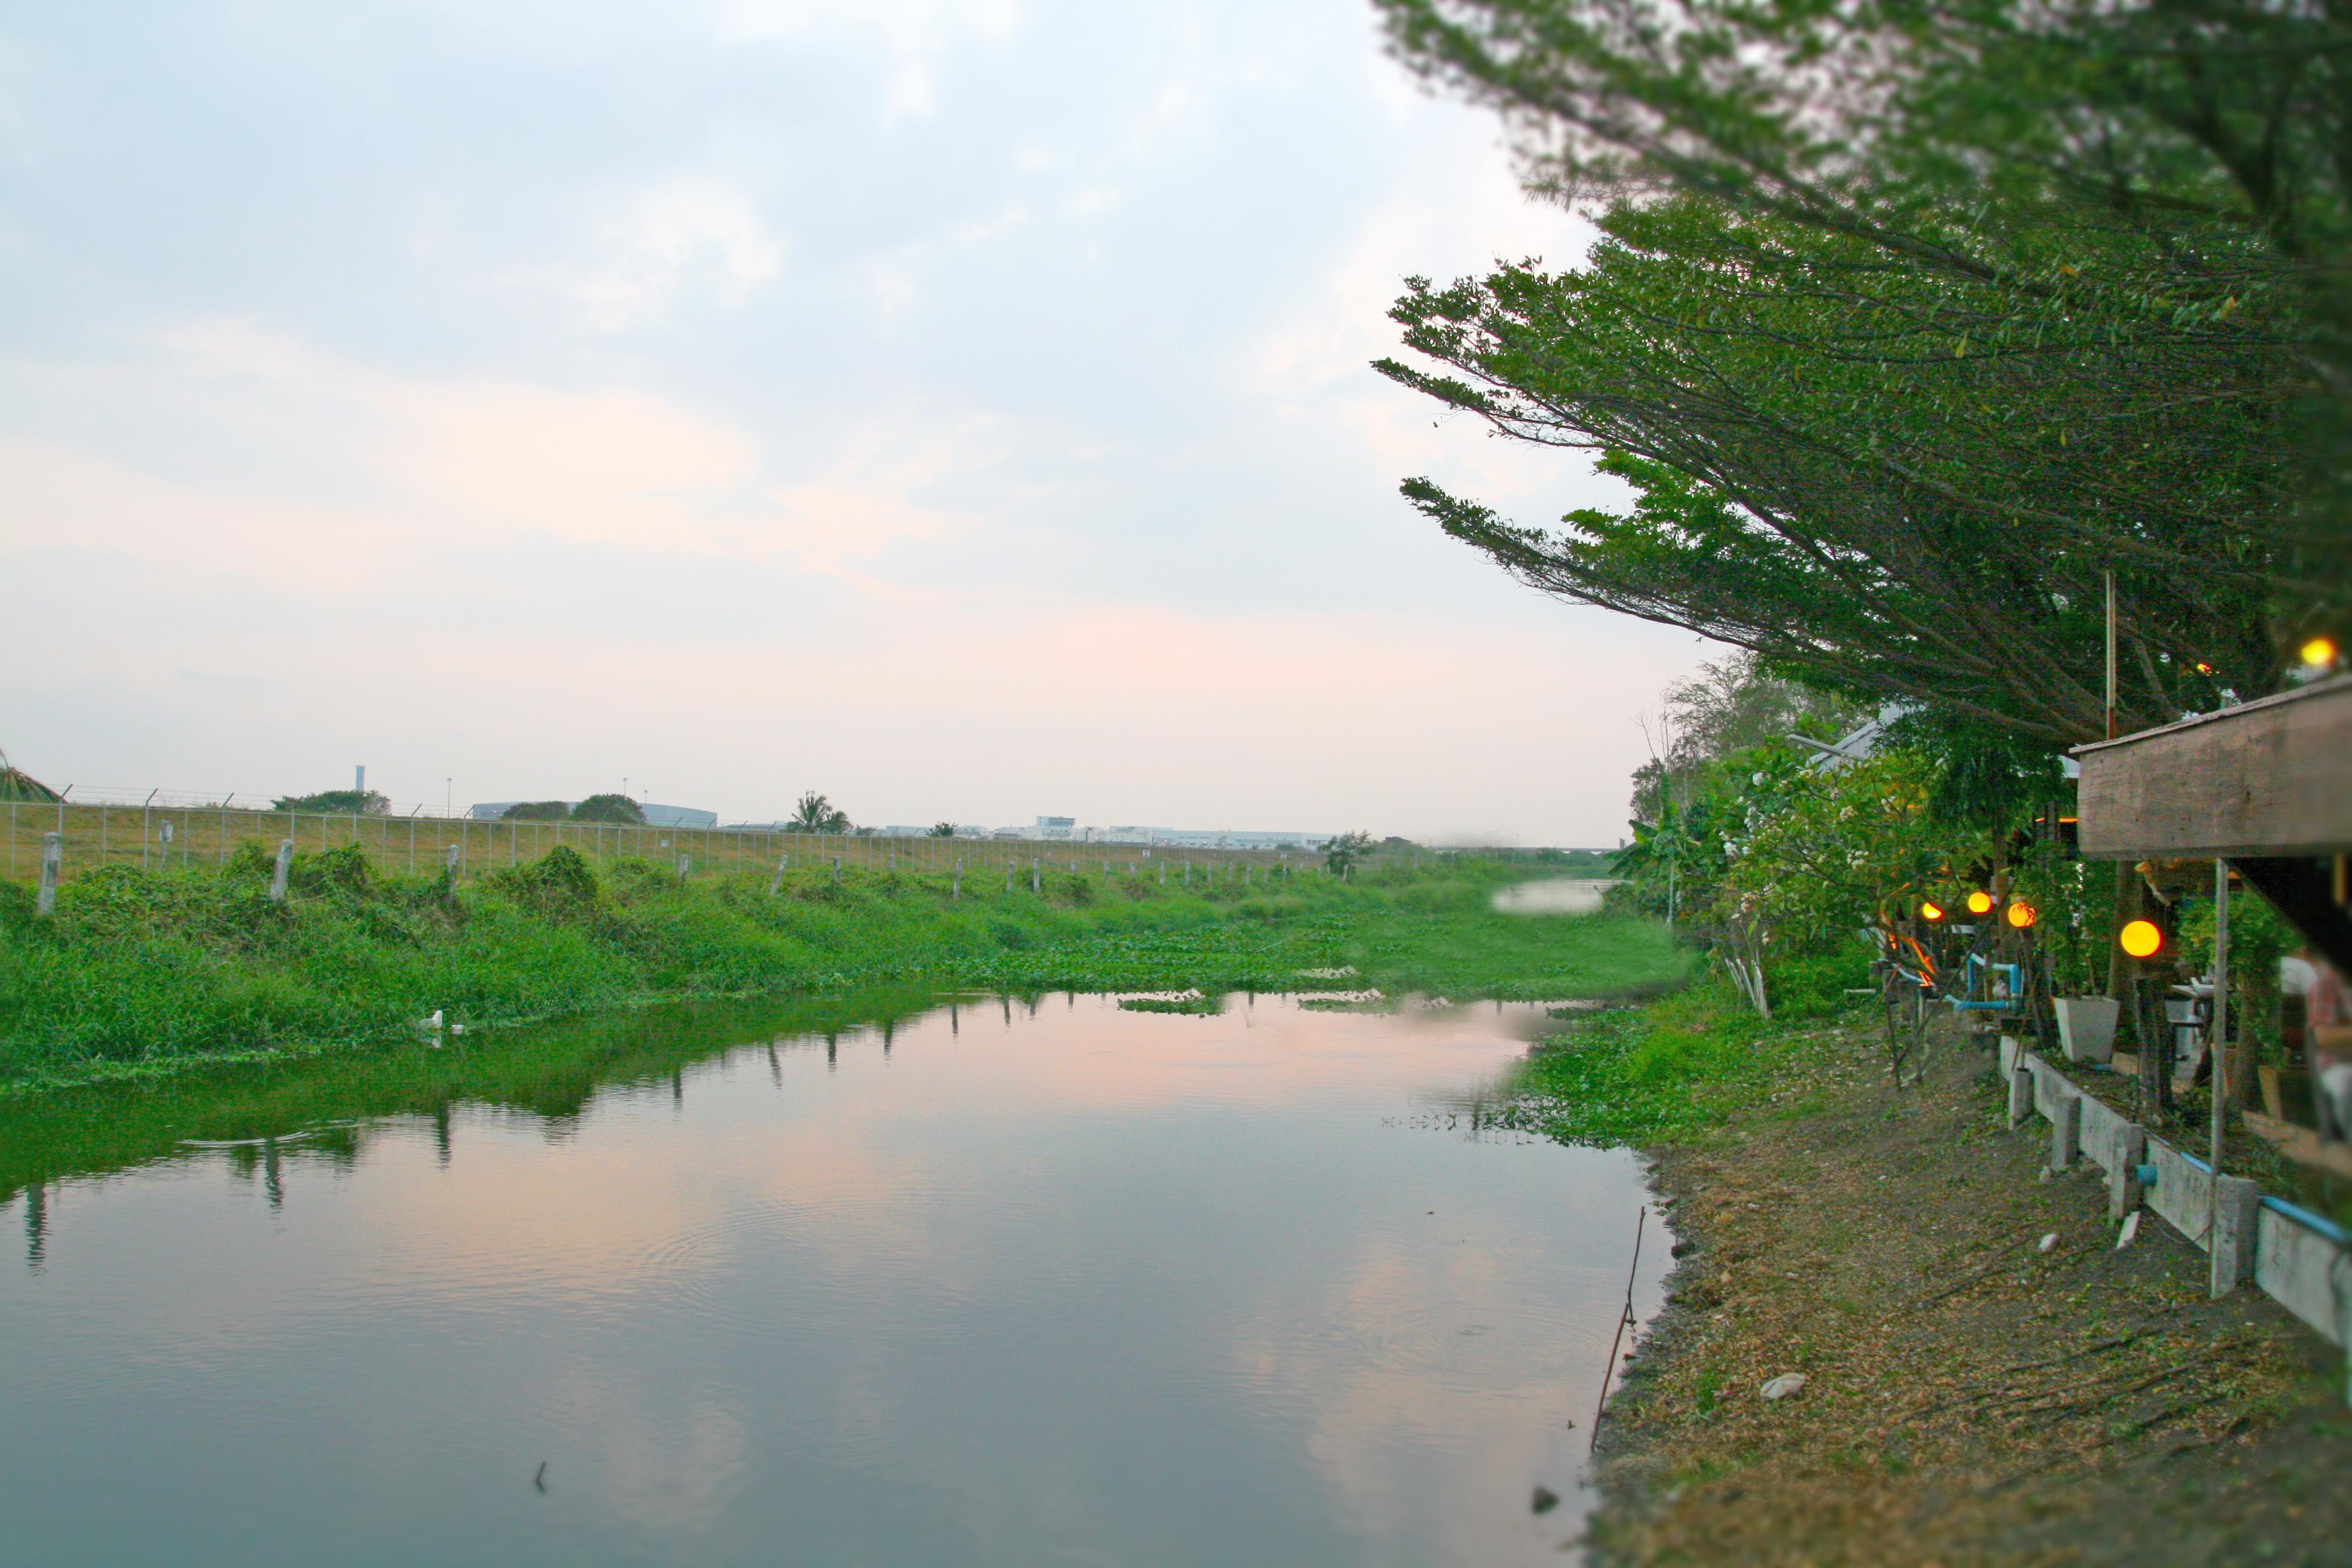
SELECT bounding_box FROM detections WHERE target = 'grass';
[0,844,1686,1093]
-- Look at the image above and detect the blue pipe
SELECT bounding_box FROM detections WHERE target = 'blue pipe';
[2260,1195,2352,1247]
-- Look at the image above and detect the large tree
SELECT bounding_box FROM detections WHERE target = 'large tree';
[1372,0,2348,741]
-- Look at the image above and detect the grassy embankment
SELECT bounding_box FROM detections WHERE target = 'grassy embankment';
[1504,985,2352,1566]
[0,843,1687,1093]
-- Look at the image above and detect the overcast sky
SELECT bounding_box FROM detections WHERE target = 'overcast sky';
[0,1,1710,843]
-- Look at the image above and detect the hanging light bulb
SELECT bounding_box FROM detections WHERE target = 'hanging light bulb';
[1967,890,1994,916]
[1920,901,1945,922]
[2120,920,2163,958]
[2006,901,2037,930]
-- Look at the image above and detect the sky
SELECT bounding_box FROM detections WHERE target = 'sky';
[0,1,1712,844]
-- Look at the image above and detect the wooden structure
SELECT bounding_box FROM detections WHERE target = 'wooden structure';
[2075,673,2352,970]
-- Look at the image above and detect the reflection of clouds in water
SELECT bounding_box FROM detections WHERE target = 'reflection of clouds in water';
[1232,1223,1587,1560]
[547,1370,753,1534]
[1489,878,1620,915]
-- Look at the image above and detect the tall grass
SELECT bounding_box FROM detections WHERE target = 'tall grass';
[0,846,1686,1091]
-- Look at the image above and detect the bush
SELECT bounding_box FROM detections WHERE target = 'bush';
[572,794,647,825]
[501,801,572,822]
[485,846,600,918]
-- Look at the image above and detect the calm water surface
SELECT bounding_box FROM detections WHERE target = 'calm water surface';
[0,993,1667,1566]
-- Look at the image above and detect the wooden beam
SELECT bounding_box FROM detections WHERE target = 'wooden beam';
[2074,675,2352,859]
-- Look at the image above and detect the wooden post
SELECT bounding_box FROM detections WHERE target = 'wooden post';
[36,832,60,916]
[269,839,293,903]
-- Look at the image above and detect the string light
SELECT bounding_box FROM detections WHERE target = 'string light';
[2302,635,2339,668]
[2006,901,2037,930]
[1920,901,1945,922]
[1967,890,1994,915]
[2120,919,2163,958]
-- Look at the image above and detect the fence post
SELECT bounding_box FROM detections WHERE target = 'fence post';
[1032,858,1040,894]
[2209,1175,2261,1298]
[269,839,293,903]
[36,832,60,916]
[832,855,841,884]
[2049,1092,2080,1171]
[953,858,961,901]
[677,853,692,882]
[2108,1123,2146,1221]
[770,854,788,895]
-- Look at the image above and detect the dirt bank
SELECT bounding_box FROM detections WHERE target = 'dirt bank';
[1587,1016,2352,1566]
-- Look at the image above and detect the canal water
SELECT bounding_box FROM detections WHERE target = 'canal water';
[0,992,1667,1566]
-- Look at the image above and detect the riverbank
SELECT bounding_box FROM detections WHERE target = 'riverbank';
[0,851,1685,1093]
[1518,995,2352,1564]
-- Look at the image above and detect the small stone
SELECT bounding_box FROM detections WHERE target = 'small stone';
[2037,1232,2059,1253]
[1761,1373,1807,1400]
[1531,1485,1560,1515]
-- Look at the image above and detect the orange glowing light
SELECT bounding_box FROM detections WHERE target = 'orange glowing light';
[1967,890,1995,916]
[2303,635,2340,668]
[2006,901,2037,930]
[1920,901,1945,922]
[2120,920,2163,959]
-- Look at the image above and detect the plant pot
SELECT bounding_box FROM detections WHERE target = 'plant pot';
[2053,996,2118,1064]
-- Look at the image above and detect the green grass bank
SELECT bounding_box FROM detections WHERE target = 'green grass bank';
[0,844,1687,1093]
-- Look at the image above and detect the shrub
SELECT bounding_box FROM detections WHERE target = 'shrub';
[485,846,601,918]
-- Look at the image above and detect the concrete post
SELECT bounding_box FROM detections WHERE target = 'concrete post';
[2209,1175,2261,1297]
[1031,858,1040,895]
[269,839,294,903]
[36,832,60,916]
[832,855,841,884]
[770,854,788,895]
[676,853,691,881]
[2333,1252,2352,1410]
[2050,1092,2081,1171]
[2108,1123,2146,1221]
[2008,1063,2036,1129]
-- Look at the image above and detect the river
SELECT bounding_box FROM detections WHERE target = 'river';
[0,990,1665,1566]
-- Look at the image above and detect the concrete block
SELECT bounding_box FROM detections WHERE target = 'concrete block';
[2255,1203,2350,1348]
[2108,1123,2146,1222]
[2050,1093,2082,1171]
[2210,1176,2261,1297]
[2077,1095,2128,1174]
[2144,1138,2212,1243]
[2008,1063,2036,1129]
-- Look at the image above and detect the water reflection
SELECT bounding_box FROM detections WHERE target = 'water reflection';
[0,991,1669,1567]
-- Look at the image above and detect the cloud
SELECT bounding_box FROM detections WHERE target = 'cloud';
[0,325,972,586]
[530,175,785,332]
[714,0,1022,121]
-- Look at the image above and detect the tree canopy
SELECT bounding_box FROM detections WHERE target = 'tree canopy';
[1374,0,2348,744]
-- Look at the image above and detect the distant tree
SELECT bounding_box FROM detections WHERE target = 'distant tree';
[930,822,957,837]
[273,789,389,815]
[571,794,647,825]
[0,748,60,804]
[501,800,571,822]
[787,792,852,834]
[1324,831,1376,876]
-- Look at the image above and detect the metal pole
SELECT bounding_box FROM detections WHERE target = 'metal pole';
[2207,860,2230,1248]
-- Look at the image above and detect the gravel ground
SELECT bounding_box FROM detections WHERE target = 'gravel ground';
[1585,1016,2352,1566]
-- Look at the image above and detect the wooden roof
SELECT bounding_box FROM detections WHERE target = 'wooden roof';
[2073,673,2352,860]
